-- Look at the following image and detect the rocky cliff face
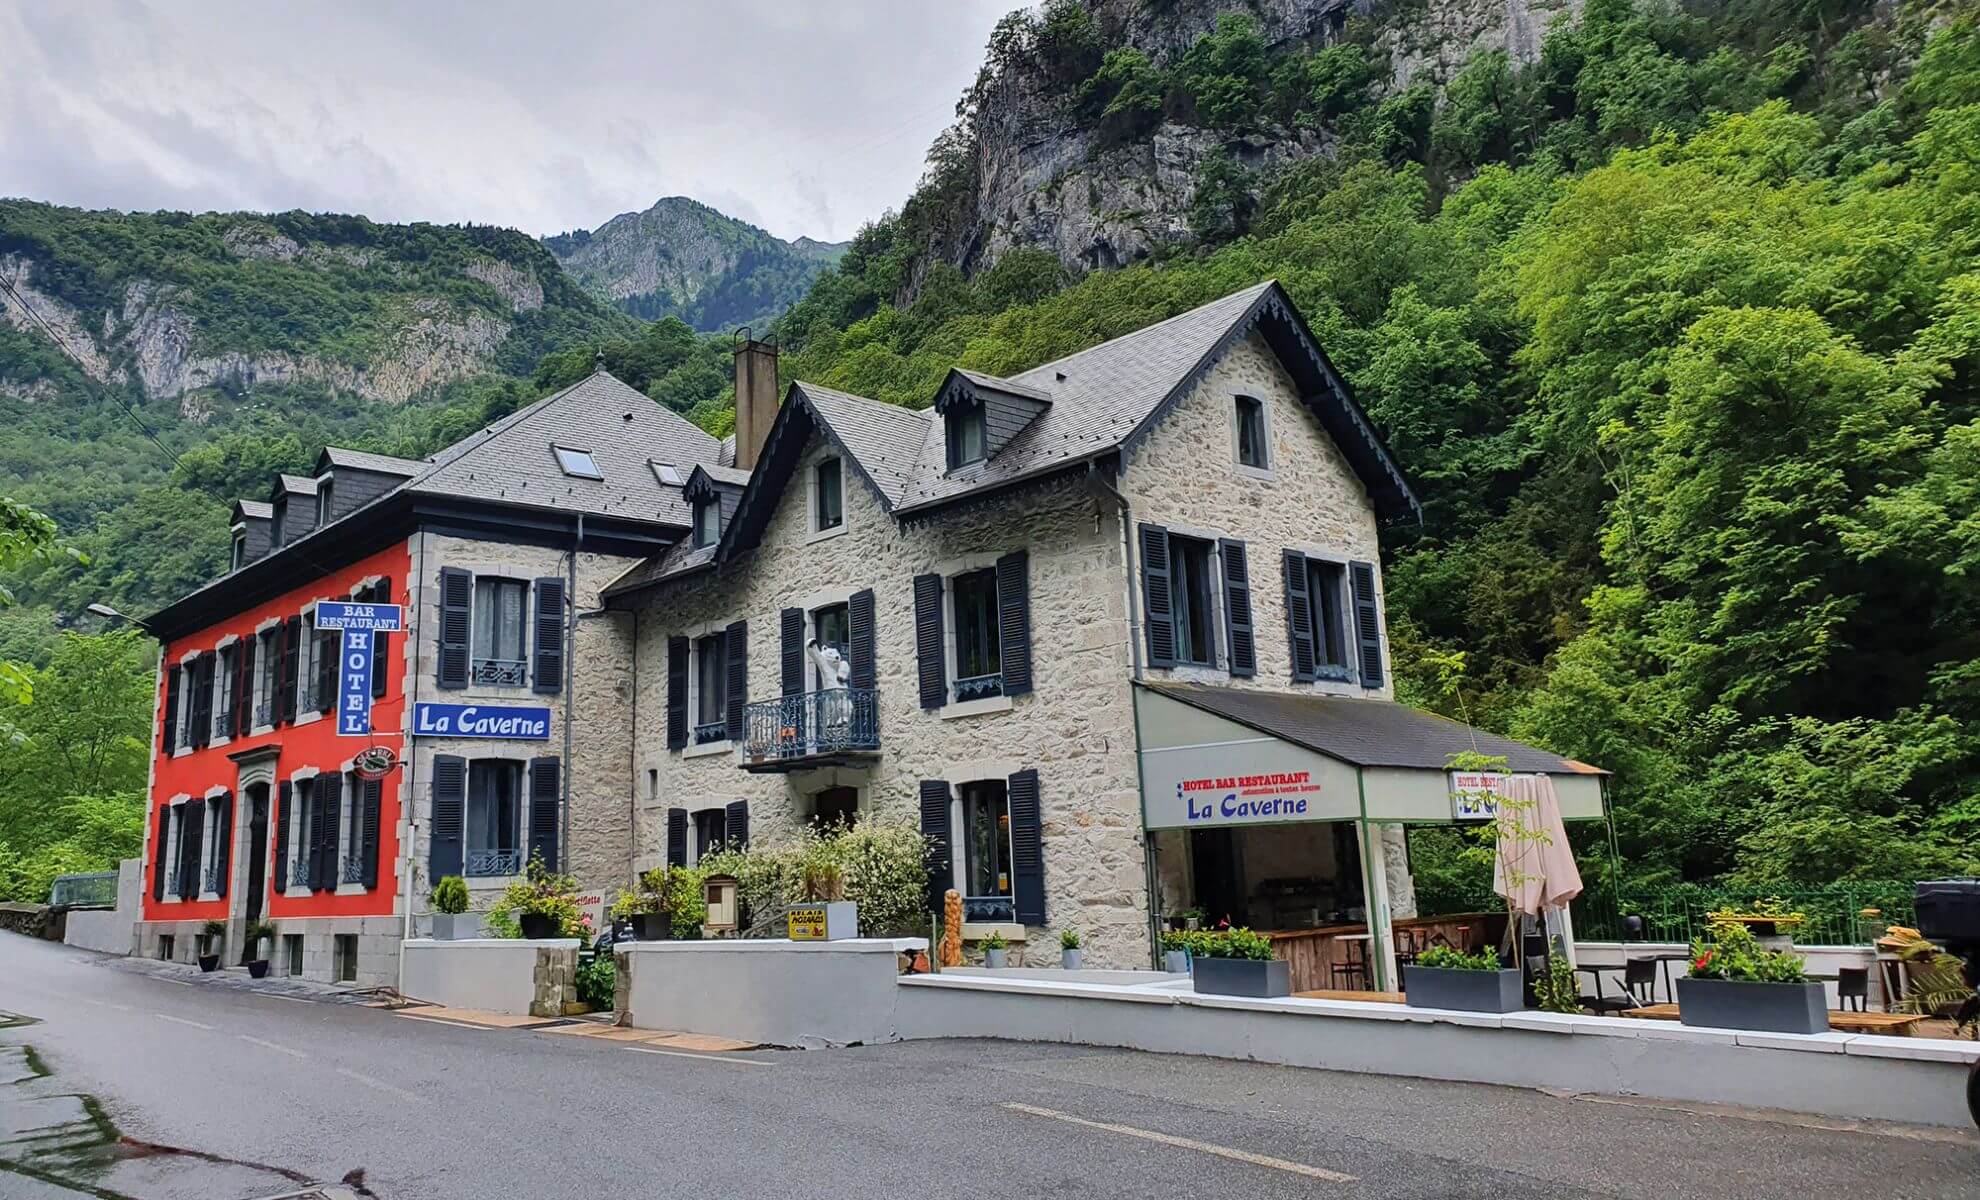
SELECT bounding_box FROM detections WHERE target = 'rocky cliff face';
[544,196,845,332]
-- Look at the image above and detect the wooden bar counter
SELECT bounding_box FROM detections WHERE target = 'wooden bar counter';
[1266,912,1506,994]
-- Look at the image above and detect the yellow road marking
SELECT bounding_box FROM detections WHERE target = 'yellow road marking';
[1000,1103,1356,1182]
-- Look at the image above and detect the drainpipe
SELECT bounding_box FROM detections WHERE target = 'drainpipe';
[627,605,639,886]
[561,515,580,876]
[1089,459,1159,963]
[1084,461,1142,680]
[398,529,427,999]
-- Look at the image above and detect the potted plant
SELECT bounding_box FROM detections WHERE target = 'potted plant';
[1160,930,1191,974]
[491,855,582,940]
[1676,921,1827,1034]
[1404,945,1524,1013]
[429,875,477,940]
[1059,928,1083,970]
[613,871,670,941]
[198,920,226,972]
[1188,928,1288,997]
[243,921,276,978]
[981,930,1008,969]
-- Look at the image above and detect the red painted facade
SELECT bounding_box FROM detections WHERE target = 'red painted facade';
[142,540,410,924]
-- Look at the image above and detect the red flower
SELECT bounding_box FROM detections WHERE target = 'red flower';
[1693,951,1713,971]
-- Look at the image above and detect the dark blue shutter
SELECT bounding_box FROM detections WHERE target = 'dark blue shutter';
[161,664,181,752]
[1284,550,1316,682]
[849,588,876,690]
[781,607,805,696]
[914,573,945,709]
[151,805,171,900]
[996,551,1032,696]
[437,567,471,690]
[312,620,335,714]
[313,772,341,891]
[724,620,747,741]
[918,780,952,913]
[278,615,301,722]
[429,755,466,882]
[1350,560,1384,688]
[188,655,213,749]
[1140,524,1175,668]
[1008,768,1044,925]
[370,578,391,700]
[1220,538,1255,677]
[528,756,560,871]
[724,800,749,851]
[666,636,689,750]
[177,799,203,900]
[666,807,688,867]
[360,777,382,890]
[273,782,292,893]
[213,794,233,898]
[532,577,565,695]
[235,638,255,735]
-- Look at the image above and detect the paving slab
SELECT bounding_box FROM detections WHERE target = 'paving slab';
[398,1006,559,1029]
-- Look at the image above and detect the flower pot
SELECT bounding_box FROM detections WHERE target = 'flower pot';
[247,960,270,979]
[1163,949,1190,974]
[197,954,220,973]
[1191,956,1291,998]
[984,947,1007,968]
[1403,965,1524,1013]
[518,913,560,940]
[630,912,672,941]
[1676,977,1829,1034]
[431,912,480,941]
[1061,948,1083,970]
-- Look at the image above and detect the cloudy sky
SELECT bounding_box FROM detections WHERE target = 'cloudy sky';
[1,0,1014,243]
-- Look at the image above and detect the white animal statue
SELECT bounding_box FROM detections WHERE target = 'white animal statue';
[807,639,849,690]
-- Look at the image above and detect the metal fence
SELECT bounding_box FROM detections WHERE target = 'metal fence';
[1416,878,1918,946]
[49,871,118,909]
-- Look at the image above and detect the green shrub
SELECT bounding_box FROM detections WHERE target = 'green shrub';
[981,930,1008,951]
[575,954,615,1011]
[1532,954,1581,1013]
[1059,928,1081,950]
[1417,945,1502,971]
[430,875,469,915]
[483,854,587,940]
[1161,927,1274,961]
[1688,921,1808,983]
[699,820,928,937]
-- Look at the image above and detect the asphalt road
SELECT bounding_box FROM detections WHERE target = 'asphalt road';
[2,934,1976,1200]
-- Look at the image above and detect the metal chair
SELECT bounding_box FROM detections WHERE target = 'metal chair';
[1394,926,1425,966]
[1837,966,1870,1013]
[1330,938,1371,991]
[1585,957,1658,1013]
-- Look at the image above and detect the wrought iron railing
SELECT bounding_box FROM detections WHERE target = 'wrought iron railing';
[255,700,274,728]
[341,856,366,886]
[693,720,728,745]
[162,867,179,897]
[964,895,1015,922]
[1570,881,1919,947]
[467,849,522,878]
[202,865,226,894]
[50,871,118,908]
[213,707,232,739]
[471,658,526,687]
[742,687,880,762]
[290,855,312,889]
[954,673,1004,702]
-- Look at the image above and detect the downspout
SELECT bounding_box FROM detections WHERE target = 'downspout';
[398,529,427,997]
[562,515,580,876]
[1089,459,1160,963]
[627,606,639,886]
[1085,461,1142,680]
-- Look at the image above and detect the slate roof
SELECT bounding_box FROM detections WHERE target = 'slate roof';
[1140,682,1607,775]
[273,473,318,496]
[317,447,423,476]
[231,499,273,521]
[795,382,933,509]
[692,463,754,488]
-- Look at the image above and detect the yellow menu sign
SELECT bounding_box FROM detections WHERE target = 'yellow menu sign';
[787,904,828,941]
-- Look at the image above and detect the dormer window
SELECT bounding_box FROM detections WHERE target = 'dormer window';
[316,478,335,525]
[1235,395,1268,470]
[651,461,684,487]
[946,405,986,470]
[692,498,719,548]
[815,457,843,532]
[270,497,287,549]
[554,446,602,479]
[230,529,247,571]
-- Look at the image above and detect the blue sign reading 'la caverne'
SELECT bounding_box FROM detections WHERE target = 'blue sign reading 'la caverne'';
[412,702,552,740]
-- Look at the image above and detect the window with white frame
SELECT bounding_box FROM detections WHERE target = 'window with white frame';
[230,527,247,571]
[471,577,528,686]
[1296,557,1351,678]
[553,445,603,479]
[316,477,336,525]
[466,759,522,877]
[692,808,727,864]
[811,602,849,688]
[1235,395,1268,470]
[958,779,1014,921]
[162,803,184,898]
[337,771,361,886]
[254,625,280,726]
[306,609,337,712]
[288,778,314,889]
[946,404,986,469]
[692,632,727,743]
[1169,534,1217,667]
[200,796,224,895]
[213,644,237,741]
[692,497,719,548]
[814,457,843,532]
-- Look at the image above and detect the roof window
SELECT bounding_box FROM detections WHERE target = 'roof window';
[554,446,603,479]
[651,461,684,486]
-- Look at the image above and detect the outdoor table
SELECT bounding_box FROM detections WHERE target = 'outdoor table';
[1643,952,1690,1003]
[1618,1003,1930,1036]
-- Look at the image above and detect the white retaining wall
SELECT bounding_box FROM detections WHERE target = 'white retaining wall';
[1575,941,1889,1009]
[616,938,925,1048]
[400,938,579,1016]
[61,859,140,956]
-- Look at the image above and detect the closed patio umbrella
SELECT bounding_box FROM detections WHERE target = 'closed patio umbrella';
[1493,773,1583,917]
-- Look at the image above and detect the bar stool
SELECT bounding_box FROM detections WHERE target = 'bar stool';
[1330,937,1372,991]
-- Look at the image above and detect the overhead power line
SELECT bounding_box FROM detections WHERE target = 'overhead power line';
[0,268,185,473]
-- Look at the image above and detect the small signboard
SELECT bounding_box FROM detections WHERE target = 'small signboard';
[786,901,857,941]
[336,627,376,735]
[313,600,403,632]
[412,702,553,740]
[1450,771,1510,821]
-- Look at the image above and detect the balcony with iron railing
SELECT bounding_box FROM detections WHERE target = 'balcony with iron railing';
[471,658,526,687]
[202,864,227,895]
[50,871,118,909]
[740,687,880,773]
[466,849,522,878]
[341,855,367,887]
[290,854,311,890]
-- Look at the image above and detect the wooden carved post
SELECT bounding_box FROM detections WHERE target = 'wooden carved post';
[941,889,963,968]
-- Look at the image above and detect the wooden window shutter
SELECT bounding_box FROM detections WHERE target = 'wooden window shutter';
[848,588,876,690]
[913,573,945,710]
[918,780,952,914]
[665,636,688,750]
[370,577,392,700]
[312,620,336,714]
[428,755,466,882]
[235,637,255,736]
[273,782,292,893]
[1008,769,1045,925]
[360,777,383,890]
[278,615,301,723]
[1284,550,1316,682]
[1219,538,1256,677]
[532,577,565,695]
[1140,524,1176,668]
[724,620,747,741]
[189,655,213,749]
[995,551,1033,696]
[213,794,233,898]
[177,800,203,900]
[666,807,688,867]
[724,800,749,851]
[313,772,341,891]
[1350,561,1384,688]
[780,607,805,696]
[528,756,561,871]
[151,806,171,900]
[437,567,472,690]
[162,664,181,752]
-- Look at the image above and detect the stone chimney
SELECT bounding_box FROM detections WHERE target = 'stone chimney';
[732,336,779,471]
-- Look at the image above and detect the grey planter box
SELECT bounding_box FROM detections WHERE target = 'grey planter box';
[984,947,1008,968]
[1191,956,1291,998]
[1061,949,1083,970]
[1677,977,1829,1034]
[1163,949,1190,974]
[1404,965,1524,1013]
[431,913,480,941]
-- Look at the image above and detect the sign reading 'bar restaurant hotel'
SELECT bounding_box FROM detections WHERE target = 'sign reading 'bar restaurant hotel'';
[411,702,553,740]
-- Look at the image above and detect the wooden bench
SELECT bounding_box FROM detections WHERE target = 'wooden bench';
[1618,1003,1928,1036]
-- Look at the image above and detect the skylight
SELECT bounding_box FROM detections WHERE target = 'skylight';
[554,446,603,479]
[651,461,684,486]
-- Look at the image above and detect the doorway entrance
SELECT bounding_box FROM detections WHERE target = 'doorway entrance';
[241,782,268,961]
[812,786,858,828]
